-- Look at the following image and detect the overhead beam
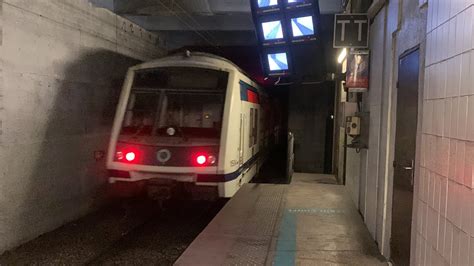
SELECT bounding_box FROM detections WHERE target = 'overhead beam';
[155,30,257,49]
[91,0,343,15]
[125,14,255,31]
[113,0,160,14]
[89,0,114,10]
[319,0,344,14]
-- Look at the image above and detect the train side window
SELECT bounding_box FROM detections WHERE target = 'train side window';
[249,108,254,148]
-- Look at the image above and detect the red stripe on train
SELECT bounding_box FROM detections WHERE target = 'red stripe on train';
[247,90,259,104]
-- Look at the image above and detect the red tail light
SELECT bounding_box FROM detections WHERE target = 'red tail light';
[115,149,138,163]
[194,153,217,166]
[196,155,207,165]
[125,152,136,162]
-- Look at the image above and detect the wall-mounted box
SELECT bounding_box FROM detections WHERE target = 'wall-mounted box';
[346,112,369,150]
[346,116,361,136]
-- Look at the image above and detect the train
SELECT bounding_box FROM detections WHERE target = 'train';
[106,52,280,199]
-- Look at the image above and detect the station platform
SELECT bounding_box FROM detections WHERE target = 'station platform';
[176,173,386,265]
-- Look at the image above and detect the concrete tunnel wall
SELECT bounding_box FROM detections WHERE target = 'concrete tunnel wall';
[0,0,165,253]
[289,83,335,174]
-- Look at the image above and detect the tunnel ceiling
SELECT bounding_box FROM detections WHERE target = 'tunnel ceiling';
[90,0,343,49]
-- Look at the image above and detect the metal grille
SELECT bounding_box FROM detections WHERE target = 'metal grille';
[223,185,285,265]
[240,186,285,236]
[223,237,270,266]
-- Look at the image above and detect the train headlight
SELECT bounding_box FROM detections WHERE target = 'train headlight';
[166,127,176,136]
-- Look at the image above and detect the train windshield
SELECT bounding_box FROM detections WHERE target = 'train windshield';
[120,67,228,143]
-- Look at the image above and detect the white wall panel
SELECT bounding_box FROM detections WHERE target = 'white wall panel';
[413,1,474,265]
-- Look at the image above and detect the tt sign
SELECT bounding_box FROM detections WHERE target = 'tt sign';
[333,14,369,48]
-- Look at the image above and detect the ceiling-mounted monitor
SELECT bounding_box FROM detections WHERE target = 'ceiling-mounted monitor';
[291,16,314,37]
[286,0,313,9]
[288,13,317,42]
[287,0,309,4]
[268,53,288,71]
[262,20,284,40]
[257,14,287,46]
[258,0,279,8]
[254,0,281,14]
[264,50,291,76]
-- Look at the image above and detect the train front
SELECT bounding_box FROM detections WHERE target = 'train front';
[106,63,230,199]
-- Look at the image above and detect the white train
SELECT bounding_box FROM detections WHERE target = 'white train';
[106,52,279,198]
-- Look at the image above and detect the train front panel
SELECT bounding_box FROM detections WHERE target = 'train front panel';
[106,54,264,198]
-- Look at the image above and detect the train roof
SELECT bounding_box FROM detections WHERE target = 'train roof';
[131,52,258,87]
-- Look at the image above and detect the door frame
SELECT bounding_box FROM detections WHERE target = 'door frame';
[399,45,420,64]
[390,46,421,264]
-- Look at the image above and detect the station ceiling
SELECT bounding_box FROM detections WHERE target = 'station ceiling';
[91,0,343,49]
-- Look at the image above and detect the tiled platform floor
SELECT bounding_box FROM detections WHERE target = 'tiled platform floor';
[176,173,386,265]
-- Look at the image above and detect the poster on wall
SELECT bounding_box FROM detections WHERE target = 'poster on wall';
[346,51,369,91]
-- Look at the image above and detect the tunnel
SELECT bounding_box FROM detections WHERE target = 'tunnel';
[0,0,473,265]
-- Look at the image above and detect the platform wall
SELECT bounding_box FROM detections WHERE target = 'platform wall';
[0,0,165,253]
[345,0,428,259]
[353,1,400,257]
[414,0,474,265]
[348,0,474,264]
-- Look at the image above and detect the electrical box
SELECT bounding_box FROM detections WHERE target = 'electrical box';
[346,116,361,136]
[346,112,369,150]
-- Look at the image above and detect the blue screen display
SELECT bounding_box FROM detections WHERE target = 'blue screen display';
[262,20,284,40]
[291,16,314,37]
[287,0,306,3]
[258,0,278,8]
[267,53,289,71]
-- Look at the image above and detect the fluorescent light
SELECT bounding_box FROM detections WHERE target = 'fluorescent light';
[337,48,347,64]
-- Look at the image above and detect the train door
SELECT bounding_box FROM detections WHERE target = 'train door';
[251,107,258,157]
[239,102,252,167]
[239,105,246,167]
[238,102,251,183]
[241,105,257,164]
[239,81,260,182]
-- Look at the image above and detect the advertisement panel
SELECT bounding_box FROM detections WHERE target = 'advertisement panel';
[346,51,369,90]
